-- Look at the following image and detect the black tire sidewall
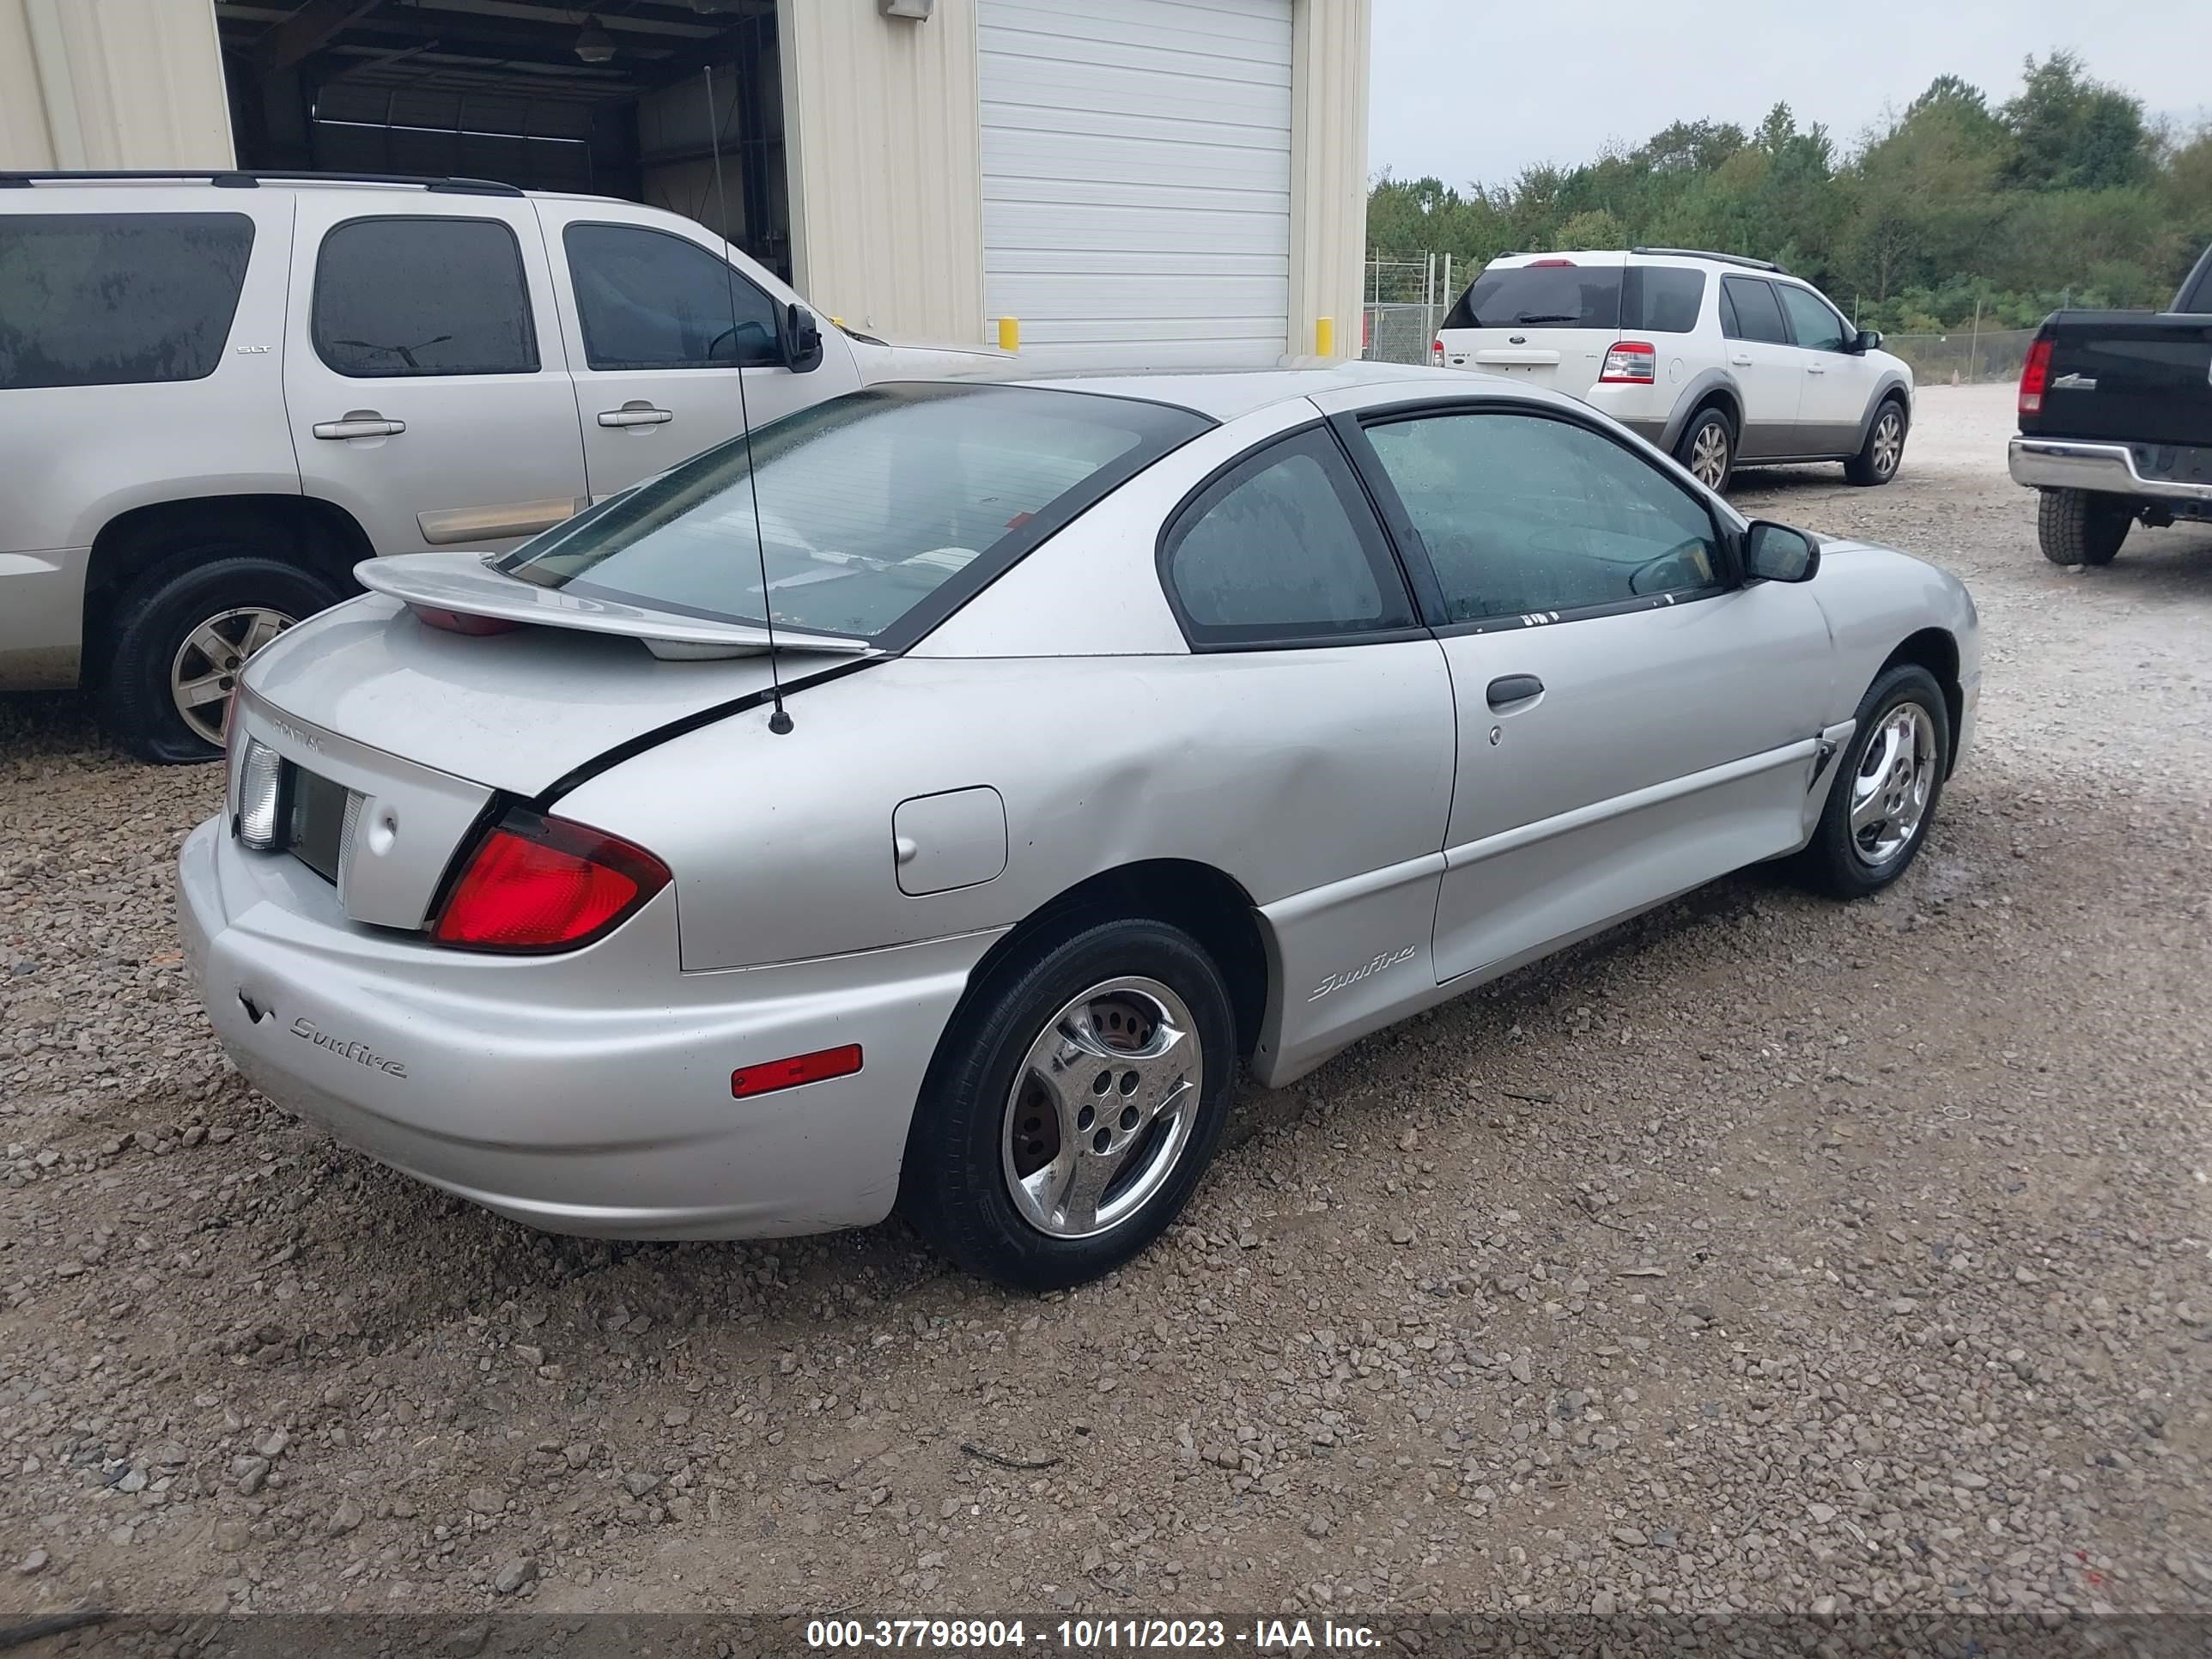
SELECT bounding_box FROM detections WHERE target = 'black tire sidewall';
[1678,409,1735,493]
[905,918,1237,1291]
[99,554,340,763]
[1848,398,1907,486]
[1806,664,1951,898]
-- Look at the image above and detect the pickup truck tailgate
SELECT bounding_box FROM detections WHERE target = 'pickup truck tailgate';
[2022,310,2212,448]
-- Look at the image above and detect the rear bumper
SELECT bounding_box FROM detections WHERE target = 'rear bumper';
[2008,437,2212,505]
[178,817,998,1239]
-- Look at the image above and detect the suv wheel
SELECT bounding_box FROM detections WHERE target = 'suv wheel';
[1844,398,1907,486]
[902,917,1236,1291]
[2037,488,2130,567]
[1676,407,1735,492]
[99,555,343,763]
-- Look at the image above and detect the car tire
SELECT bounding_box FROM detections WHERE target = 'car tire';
[1675,406,1735,493]
[1844,397,1908,486]
[2036,488,2130,567]
[97,554,342,763]
[1796,662,1951,900]
[902,916,1237,1291]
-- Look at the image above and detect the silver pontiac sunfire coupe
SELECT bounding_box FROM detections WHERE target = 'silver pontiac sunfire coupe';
[179,363,1978,1289]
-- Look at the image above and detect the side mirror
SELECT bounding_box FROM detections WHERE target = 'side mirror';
[1742,520,1820,583]
[1852,328,1882,353]
[781,303,823,374]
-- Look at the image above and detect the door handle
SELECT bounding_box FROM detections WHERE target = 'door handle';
[1729,354,1753,367]
[598,404,673,428]
[1486,673,1544,710]
[1806,364,1826,375]
[312,414,404,440]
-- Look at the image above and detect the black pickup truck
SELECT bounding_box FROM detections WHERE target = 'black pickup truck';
[2009,242,2212,564]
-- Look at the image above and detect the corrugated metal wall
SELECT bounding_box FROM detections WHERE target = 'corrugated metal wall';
[776,0,988,345]
[0,0,233,171]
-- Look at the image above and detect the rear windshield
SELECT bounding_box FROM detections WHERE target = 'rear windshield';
[0,212,254,390]
[499,384,1206,645]
[1443,264,1622,331]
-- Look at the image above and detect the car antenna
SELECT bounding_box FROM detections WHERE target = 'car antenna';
[704,63,792,734]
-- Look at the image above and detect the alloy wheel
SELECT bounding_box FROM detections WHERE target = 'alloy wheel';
[169,607,294,747]
[1000,976,1203,1240]
[1870,410,1904,479]
[1689,422,1730,489]
[1848,702,1937,866]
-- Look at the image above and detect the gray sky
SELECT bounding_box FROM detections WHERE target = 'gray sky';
[1367,0,2209,188]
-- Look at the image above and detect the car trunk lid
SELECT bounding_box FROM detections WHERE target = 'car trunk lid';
[229,591,872,933]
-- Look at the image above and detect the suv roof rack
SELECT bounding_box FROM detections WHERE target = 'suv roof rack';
[1630,246,1786,274]
[0,168,526,198]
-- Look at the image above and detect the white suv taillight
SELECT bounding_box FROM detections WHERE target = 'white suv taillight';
[236,738,283,849]
[1600,340,1657,384]
[1431,337,1444,368]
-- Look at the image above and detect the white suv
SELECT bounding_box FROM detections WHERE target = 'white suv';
[1432,248,1913,495]
[0,170,993,761]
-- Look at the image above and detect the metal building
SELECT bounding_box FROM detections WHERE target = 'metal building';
[2,0,1370,363]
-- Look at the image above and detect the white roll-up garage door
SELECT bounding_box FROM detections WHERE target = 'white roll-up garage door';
[979,0,1295,368]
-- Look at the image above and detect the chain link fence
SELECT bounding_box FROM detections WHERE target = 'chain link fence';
[1360,253,1459,365]
[1879,327,2036,386]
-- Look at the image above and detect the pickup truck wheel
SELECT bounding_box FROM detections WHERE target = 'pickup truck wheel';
[1844,398,1907,486]
[2037,489,2130,567]
[98,556,342,763]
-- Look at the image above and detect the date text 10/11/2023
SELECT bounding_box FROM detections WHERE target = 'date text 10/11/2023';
[804,1618,1382,1650]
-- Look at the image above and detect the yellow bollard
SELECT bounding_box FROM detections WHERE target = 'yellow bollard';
[1316,316,1335,358]
[997,316,1019,353]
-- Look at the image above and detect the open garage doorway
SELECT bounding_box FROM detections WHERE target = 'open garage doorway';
[215,1,790,279]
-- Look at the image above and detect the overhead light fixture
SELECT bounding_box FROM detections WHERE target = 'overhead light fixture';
[574,17,616,64]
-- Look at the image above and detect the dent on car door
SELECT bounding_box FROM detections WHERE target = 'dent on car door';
[1152,425,1455,1085]
[1343,404,1834,987]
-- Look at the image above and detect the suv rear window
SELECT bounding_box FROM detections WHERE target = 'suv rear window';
[1443,264,1622,331]
[313,216,538,378]
[1719,276,1790,344]
[0,212,253,390]
[501,384,1207,647]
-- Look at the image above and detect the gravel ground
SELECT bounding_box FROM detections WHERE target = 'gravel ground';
[3,383,2209,1626]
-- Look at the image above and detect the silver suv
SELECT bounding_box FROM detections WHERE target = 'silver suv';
[0,170,984,760]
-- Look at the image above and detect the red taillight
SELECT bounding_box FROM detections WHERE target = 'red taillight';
[1600,339,1657,384]
[1528,258,1577,267]
[1431,337,1445,367]
[410,604,522,636]
[2018,337,2053,416]
[731,1044,864,1099]
[432,808,669,952]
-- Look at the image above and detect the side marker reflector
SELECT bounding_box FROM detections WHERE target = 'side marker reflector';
[732,1043,863,1098]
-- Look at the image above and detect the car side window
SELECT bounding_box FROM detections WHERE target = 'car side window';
[0,212,255,390]
[1719,276,1790,345]
[1159,428,1414,647]
[313,217,538,378]
[1363,410,1726,625]
[564,222,781,370]
[1776,284,1848,352]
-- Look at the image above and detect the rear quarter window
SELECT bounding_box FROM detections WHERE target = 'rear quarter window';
[0,212,254,390]
[1624,266,1705,334]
